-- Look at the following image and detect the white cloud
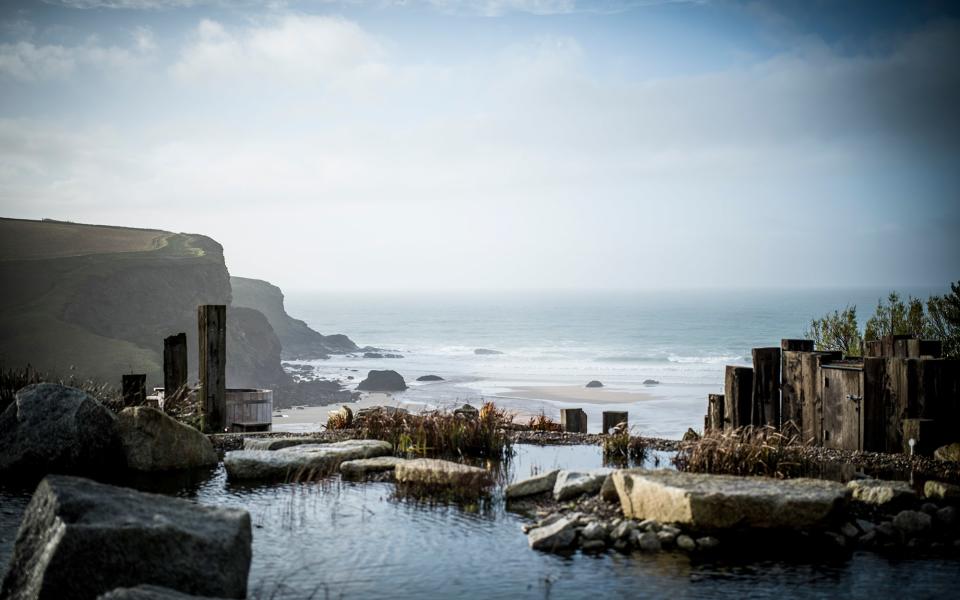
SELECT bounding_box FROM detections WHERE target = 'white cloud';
[170,15,383,84]
[0,34,155,81]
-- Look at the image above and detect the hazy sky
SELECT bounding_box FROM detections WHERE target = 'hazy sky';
[0,0,958,292]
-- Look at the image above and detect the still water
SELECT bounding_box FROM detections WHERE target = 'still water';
[2,444,959,599]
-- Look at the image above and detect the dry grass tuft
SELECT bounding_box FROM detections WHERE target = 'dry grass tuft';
[526,410,563,432]
[672,425,813,479]
[602,430,648,467]
[326,405,353,430]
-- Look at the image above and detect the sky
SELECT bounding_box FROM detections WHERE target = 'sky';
[0,0,958,292]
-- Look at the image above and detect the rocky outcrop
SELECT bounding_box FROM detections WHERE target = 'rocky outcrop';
[586,380,603,388]
[230,276,358,359]
[474,348,503,355]
[224,440,392,481]
[356,370,407,392]
[416,375,444,382]
[116,407,217,471]
[0,383,124,478]
[612,469,849,530]
[226,306,291,389]
[505,470,559,499]
[0,475,251,600]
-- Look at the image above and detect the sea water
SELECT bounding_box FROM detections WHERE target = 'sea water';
[284,287,944,438]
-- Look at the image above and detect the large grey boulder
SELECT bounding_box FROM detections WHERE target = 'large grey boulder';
[116,407,217,471]
[505,470,559,499]
[612,469,849,530]
[527,517,576,552]
[242,436,321,451]
[356,370,407,392]
[847,479,916,506]
[554,469,612,501]
[339,456,408,478]
[0,383,124,478]
[0,475,251,600]
[395,458,492,492]
[98,585,231,599]
[224,439,392,481]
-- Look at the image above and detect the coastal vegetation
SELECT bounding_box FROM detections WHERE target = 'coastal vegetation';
[601,430,648,467]
[673,426,813,479]
[806,281,960,357]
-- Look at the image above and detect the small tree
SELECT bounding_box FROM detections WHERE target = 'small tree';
[805,305,862,356]
[864,292,929,340]
[928,281,960,358]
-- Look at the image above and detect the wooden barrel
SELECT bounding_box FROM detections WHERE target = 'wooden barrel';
[225,388,273,432]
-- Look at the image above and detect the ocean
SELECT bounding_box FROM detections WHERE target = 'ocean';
[283,287,944,438]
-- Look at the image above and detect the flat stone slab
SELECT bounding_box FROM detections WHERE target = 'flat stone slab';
[394,458,492,490]
[0,475,251,600]
[527,516,576,552]
[224,439,392,481]
[554,469,612,501]
[847,479,916,506]
[506,470,559,499]
[612,469,850,530]
[242,437,323,451]
[340,456,408,478]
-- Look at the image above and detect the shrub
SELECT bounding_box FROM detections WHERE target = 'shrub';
[672,425,813,479]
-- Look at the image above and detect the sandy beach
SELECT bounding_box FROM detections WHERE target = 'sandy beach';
[272,392,410,433]
[495,385,654,405]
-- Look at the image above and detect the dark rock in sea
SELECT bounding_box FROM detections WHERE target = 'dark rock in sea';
[454,403,480,418]
[0,475,251,599]
[0,383,124,479]
[364,352,384,358]
[116,406,217,471]
[474,348,504,355]
[586,380,604,388]
[417,375,444,382]
[643,379,660,385]
[357,370,408,392]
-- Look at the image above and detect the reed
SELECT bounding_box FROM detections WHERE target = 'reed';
[359,402,513,459]
[526,410,563,432]
[672,425,813,479]
[602,430,648,467]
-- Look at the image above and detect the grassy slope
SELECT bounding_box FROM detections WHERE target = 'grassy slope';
[0,218,218,386]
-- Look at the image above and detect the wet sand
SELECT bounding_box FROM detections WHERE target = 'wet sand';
[495,385,654,405]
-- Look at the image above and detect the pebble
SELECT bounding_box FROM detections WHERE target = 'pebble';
[893,510,933,536]
[581,539,607,553]
[657,531,677,546]
[855,519,876,534]
[611,520,637,541]
[935,506,956,527]
[920,502,939,516]
[840,522,859,538]
[876,522,896,538]
[635,531,661,552]
[676,535,696,551]
[639,519,662,532]
[581,522,607,541]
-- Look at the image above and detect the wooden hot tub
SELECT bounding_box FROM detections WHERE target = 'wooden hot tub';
[225,388,273,432]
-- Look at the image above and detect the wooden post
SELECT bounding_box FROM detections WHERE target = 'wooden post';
[908,339,943,359]
[781,339,814,352]
[198,304,227,433]
[723,366,753,431]
[602,411,628,434]
[902,418,937,455]
[121,374,146,407]
[864,340,883,358]
[800,351,840,446]
[163,332,188,402]
[560,408,587,433]
[781,351,804,433]
[707,394,724,432]
[751,347,781,428]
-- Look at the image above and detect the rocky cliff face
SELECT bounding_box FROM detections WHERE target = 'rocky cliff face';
[230,276,357,359]
[0,219,289,390]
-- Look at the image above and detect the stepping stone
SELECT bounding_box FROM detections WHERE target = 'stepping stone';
[224,439,392,481]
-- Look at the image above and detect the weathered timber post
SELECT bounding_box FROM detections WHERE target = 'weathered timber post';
[163,332,188,402]
[602,411,628,434]
[751,347,781,428]
[560,408,587,433]
[864,340,883,358]
[121,374,146,407]
[707,394,724,432]
[723,366,753,431]
[198,304,227,433]
[781,339,814,352]
[862,357,890,452]
[902,418,936,455]
[801,351,841,446]
[907,339,943,359]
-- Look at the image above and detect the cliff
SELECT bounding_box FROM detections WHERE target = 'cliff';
[230,276,357,359]
[0,218,289,390]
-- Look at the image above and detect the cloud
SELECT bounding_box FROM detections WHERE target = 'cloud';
[0,31,156,81]
[170,15,383,84]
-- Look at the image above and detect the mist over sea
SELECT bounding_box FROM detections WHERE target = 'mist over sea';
[284,287,944,438]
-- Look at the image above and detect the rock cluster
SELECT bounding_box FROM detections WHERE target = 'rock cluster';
[356,370,407,392]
